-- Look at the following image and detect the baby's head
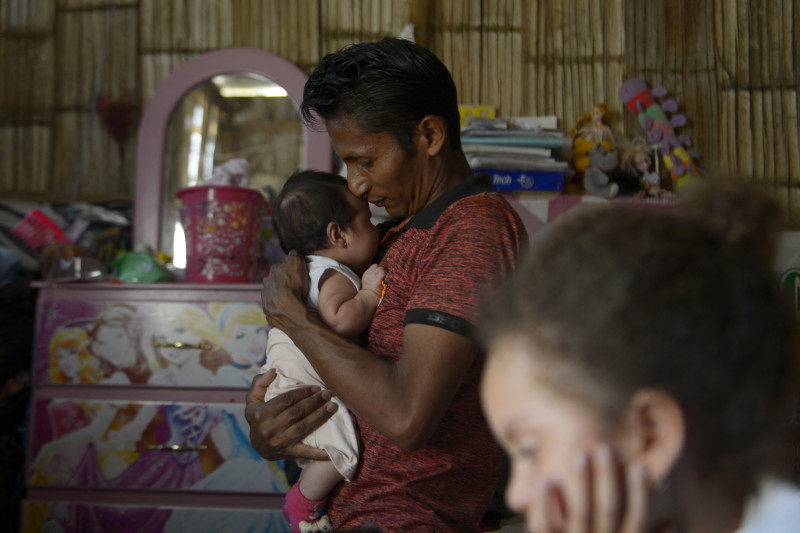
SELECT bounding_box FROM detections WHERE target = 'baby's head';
[273,170,357,256]
[273,170,379,272]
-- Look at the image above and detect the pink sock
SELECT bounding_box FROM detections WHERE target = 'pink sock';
[283,482,327,532]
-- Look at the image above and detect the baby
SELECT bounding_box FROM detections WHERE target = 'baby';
[261,170,385,533]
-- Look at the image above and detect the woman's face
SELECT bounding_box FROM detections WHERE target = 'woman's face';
[155,317,204,366]
[227,322,267,365]
[481,336,616,524]
[92,323,136,368]
[56,345,81,380]
[592,106,605,125]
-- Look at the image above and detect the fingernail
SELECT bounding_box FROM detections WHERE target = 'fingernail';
[596,444,611,463]
[326,402,338,413]
[320,389,332,400]
[573,451,587,470]
[628,463,646,481]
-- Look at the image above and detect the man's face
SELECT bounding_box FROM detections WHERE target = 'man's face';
[327,118,428,218]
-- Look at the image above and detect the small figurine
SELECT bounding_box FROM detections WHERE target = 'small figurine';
[569,103,615,175]
[619,79,702,191]
[618,136,670,197]
[570,103,616,145]
[584,143,619,198]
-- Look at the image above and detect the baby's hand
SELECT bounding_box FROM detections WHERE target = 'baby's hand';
[361,264,386,295]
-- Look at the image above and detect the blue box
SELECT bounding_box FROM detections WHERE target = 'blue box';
[476,169,565,192]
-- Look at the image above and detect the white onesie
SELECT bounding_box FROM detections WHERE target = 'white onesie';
[260,255,361,480]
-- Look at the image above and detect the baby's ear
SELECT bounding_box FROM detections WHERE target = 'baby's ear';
[620,388,685,483]
[326,221,347,248]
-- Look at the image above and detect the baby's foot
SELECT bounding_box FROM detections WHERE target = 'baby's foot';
[299,514,332,532]
[283,483,328,532]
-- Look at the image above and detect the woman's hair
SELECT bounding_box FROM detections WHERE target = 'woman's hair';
[273,170,358,256]
[48,327,102,383]
[208,302,267,340]
[617,136,653,175]
[141,303,216,369]
[301,37,462,153]
[87,304,151,383]
[568,103,615,138]
[480,179,799,486]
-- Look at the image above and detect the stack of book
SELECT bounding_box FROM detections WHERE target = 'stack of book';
[461,115,572,192]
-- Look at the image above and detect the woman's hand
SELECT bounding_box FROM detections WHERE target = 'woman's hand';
[244,369,338,461]
[528,446,648,533]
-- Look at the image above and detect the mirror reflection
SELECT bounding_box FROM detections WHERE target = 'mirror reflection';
[160,72,305,264]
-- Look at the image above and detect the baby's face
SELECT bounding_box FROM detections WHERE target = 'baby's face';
[341,193,381,275]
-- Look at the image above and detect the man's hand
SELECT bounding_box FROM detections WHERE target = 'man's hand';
[245,369,338,461]
[261,250,309,329]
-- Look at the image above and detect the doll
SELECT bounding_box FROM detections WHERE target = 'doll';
[569,103,615,175]
[570,103,615,145]
[617,136,670,197]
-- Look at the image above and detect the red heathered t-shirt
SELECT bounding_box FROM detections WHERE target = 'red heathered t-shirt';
[327,175,528,533]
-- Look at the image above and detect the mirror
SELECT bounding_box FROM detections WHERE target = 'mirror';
[133,48,331,266]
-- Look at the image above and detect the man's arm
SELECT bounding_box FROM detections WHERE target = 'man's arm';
[263,252,478,451]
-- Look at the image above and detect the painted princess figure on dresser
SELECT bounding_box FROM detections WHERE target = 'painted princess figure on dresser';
[208,302,268,388]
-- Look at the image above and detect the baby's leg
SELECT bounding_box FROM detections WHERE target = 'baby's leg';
[299,459,343,500]
[283,460,343,532]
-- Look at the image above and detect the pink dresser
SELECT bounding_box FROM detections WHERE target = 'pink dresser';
[21,282,291,533]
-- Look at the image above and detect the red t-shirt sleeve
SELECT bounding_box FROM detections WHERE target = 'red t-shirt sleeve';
[404,193,527,333]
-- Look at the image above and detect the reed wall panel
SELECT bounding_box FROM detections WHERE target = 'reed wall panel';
[0,0,797,219]
[53,111,135,201]
[0,0,54,33]
[231,0,320,69]
[318,0,417,57]
[55,7,138,109]
[0,36,55,118]
[0,125,52,194]
[57,0,138,9]
[139,52,193,103]
[139,0,233,52]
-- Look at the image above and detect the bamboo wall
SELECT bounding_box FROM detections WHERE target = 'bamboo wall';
[1,0,798,221]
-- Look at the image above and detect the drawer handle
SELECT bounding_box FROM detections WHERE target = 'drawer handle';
[153,341,212,350]
[148,444,208,452]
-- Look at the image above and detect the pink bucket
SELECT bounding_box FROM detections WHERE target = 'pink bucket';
[177,185,267,282]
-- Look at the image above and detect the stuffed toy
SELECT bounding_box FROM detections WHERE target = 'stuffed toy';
[584,143,619,198]
[619,79,702,191]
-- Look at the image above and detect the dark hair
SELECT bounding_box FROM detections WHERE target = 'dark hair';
[301,37,462,153]
[481,179,800,486]
[272,170,357,256]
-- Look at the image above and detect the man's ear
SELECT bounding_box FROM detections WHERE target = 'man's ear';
[326,221,347,248]
[621,388,685,482]
[417,115,447,156]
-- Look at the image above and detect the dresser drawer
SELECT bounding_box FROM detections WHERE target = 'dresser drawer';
[33,295,268,388]
[27,395,290,494]
[22,497,290,533]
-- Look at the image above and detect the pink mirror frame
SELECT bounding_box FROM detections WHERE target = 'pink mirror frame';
[133,47,331,254]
